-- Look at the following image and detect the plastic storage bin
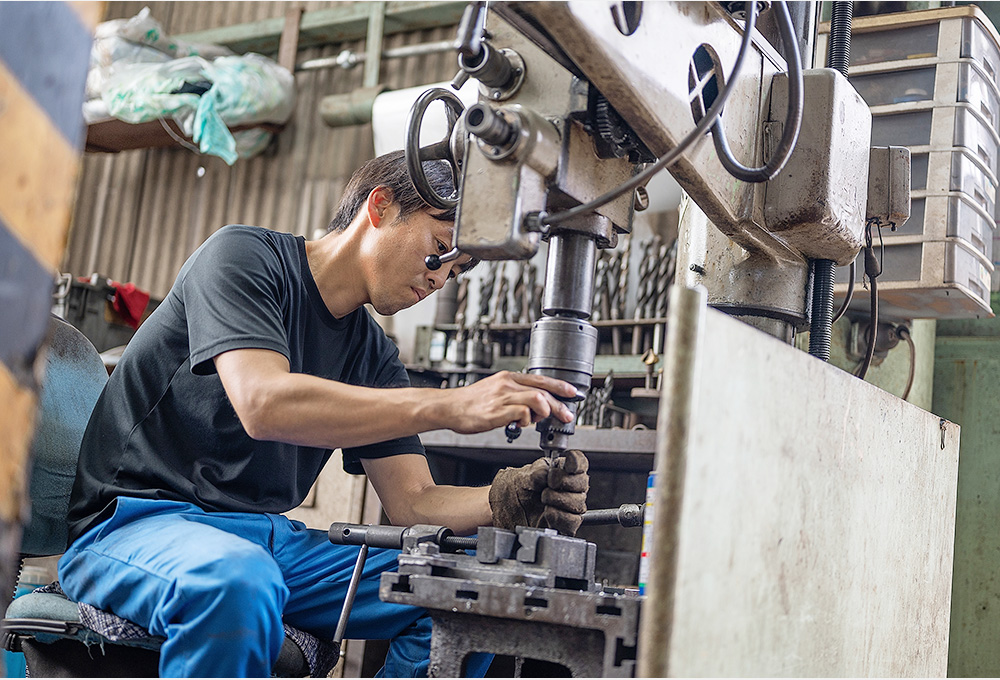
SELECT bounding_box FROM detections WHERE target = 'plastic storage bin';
[871,104,1000,176]
[852,67,936,107]
[892,194,995,261]
[849,22,940,66]
[822,6,1000,316]
[834,239,993,319]
[963,15,1000,86]
[907,148,999,218]
[852,60,1000,129]
[956,60,1000,130]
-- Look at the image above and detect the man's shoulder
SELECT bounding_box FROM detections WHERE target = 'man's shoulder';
[209,224,296,248]
[191,225,300,269]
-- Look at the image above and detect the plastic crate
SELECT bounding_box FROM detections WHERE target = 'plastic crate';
[851,60,1000,131]
[847,21,940,66]
[834,238,993,319]
[819,7,1000,86]
[963,13,1000,87]
[891,193,995,260]
[870,103,1000,176]
[906,149,997,221]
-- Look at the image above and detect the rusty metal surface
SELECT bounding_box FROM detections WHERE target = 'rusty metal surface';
[763,69,872,265]
[640,301,958,676]
[380,526,641,677]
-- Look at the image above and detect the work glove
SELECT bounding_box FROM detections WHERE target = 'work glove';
[489,449,589,536]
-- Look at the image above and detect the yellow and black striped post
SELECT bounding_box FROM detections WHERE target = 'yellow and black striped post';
[0,1,103,614]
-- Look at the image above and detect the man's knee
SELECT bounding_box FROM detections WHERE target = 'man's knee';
[169,547,288,626]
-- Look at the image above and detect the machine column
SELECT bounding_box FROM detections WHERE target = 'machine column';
[527,229,600,456]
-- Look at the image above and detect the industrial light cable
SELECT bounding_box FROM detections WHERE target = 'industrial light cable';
[711,0,803,182]
[899,325,915,401]
[538,0,762,228]
[854,222,883,380]
[831,260,855,324]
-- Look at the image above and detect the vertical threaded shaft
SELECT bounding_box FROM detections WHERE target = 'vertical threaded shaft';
[809,1,852,361]
[809,260,836,361]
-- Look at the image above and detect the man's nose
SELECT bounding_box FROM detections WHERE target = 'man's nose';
[426,265,453,290]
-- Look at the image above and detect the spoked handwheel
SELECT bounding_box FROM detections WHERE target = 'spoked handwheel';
[404,87,466,211]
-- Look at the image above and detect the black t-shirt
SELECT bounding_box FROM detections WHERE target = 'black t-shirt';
[67,225,423,544]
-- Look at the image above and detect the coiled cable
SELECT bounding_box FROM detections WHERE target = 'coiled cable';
[539,0,765,228]
[711,0,803,182]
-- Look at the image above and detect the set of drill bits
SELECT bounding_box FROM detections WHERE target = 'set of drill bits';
[433,235,676,401]
[591,235,677,357]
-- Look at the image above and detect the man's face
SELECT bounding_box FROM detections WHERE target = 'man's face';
[367,207,472,316]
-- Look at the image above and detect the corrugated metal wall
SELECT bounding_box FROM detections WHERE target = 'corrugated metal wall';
[64,2,459,299]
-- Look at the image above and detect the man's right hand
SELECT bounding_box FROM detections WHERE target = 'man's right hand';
[442,371,577,435]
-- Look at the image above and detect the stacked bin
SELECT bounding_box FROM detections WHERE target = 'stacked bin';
[817,7,1000,319]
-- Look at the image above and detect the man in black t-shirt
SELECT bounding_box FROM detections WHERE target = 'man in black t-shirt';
[58,151,589,677]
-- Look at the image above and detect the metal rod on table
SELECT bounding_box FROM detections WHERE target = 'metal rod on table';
[333,544,369,646]
[579,503,643,527]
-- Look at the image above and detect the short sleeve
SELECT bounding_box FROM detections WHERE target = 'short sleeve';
[181,226,291,375]
[341,321,424,473]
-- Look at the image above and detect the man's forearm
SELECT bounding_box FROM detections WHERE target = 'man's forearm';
[242,371,446,449]
[362,454,493,536]
[388,483,492,536]
[216,347,577,449]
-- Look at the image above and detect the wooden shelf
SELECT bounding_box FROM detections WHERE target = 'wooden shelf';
[85,117,284,154]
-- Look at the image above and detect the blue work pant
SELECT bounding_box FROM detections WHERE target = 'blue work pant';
[58,497,491,677]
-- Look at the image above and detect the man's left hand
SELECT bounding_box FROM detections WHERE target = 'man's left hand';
[489,449,590,536]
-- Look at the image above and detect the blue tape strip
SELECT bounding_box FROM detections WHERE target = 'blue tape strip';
[0,218,54,390]
[0,1,92,149]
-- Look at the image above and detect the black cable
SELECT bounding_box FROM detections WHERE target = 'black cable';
[854,278,878,379]
[539,0,762,228]
[831,259,855,324]
[899,325,915,401]
[711,1,803,182]
[854,223,882,380]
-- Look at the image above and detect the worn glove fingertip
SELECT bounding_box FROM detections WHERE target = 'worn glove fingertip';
[560,449,590,474]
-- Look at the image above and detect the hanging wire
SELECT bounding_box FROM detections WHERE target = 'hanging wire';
[831,260,855,323]
[711,0,803,182]
[899,325,915,401]
[854,222,884,380]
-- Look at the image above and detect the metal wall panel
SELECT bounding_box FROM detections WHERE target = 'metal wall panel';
[64,2,458,298]
[642,298,958,676]
[933,297,1000,676]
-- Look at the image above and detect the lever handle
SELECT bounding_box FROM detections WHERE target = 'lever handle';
[425,246,462,271]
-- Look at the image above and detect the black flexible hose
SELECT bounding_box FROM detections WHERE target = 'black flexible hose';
[540,1,761,228]
[831,259,855,324]
[854,276,879,379]
[808,1,854,361]
[711,1,803,182]
[855,227,882,380]
[899,325,915,401]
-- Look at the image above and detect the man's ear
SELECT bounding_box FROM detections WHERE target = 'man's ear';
[366,186,394,227]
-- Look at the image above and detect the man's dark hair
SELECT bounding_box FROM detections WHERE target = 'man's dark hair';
[328,150,478,274]
[327,150,456,233]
